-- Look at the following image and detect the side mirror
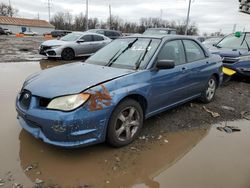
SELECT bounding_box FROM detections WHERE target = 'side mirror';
[156,60,175,69]
[77,39,85,43]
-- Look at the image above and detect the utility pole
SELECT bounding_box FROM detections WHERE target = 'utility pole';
[232,24,237,33]
[37,13,40,20]
[160,9,163,26]
[47,0,52,22]
[85,0,89,30]
[185,0,192,35]
[109,4,112,29]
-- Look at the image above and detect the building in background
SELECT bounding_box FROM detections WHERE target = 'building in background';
[0,16,55,35]
[239,0,250,14]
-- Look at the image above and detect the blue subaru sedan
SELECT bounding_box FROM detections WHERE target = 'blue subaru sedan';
[16,35,223,148]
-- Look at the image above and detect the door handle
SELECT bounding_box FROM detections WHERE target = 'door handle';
[182,67,187,72]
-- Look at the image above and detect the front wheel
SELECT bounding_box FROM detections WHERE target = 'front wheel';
[200,76,217,103]
[61,48,75,61]
[107,99,143,147]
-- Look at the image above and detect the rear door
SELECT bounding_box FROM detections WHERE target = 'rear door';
[76,34,94,55]
[182,39,210,96]
[92,35,107,52]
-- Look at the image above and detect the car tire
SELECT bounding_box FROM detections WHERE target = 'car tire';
[107,99,144,147]
[61,48,75,61]
[200,76,217,103]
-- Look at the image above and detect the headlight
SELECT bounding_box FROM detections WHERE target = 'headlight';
[47,93,90,111]
[50,45,61,49]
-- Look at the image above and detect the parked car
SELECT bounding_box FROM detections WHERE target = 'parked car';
[16,35,223,148]
[192,36,206,43]
[3,28,12,35]
[209,32,250,79]
[51,30,72,38]
[203,37,223,49]
[143,28,177,35]
[0,27,5,35]
[39,32,112,60]
[21,31,38,36]
[88,29,122,40]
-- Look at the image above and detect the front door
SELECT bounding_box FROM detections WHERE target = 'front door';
[149,40,189,114]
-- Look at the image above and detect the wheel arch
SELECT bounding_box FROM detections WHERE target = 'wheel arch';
[212,73,220,88]
[115,94,148,118]
[61,47,75,57]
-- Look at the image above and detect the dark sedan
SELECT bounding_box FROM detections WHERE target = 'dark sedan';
[207,32,250,79]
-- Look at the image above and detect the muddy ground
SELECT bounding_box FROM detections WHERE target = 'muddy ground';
[0,36,250,188]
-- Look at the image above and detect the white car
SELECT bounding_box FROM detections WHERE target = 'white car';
[39,32,112,60]
[22,31,38,36]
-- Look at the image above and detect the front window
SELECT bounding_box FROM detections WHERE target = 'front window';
[60,33,82,41]
[86,38,161,69]
[216,33,250,50]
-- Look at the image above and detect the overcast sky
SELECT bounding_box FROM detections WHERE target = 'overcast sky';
[2,0,250,34]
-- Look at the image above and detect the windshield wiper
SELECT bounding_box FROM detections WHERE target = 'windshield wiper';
[134,39,152,69]
[106,38,138,67]
[241,33,250,51]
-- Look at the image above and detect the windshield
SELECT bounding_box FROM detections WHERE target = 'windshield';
[216,33,250,50]
[143,29,176,35]
[60,33,82,41]
[86,38,161,69]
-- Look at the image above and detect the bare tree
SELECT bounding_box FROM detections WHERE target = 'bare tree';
[50,11,199,35]
[0,3,18,17]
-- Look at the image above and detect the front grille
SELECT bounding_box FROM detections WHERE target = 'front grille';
[19,90,32,109]
[222,57,240,64]
[39,97,51,108]
[40,45,51,51]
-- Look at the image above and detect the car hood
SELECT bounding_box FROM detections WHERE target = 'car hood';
[41,39,69,46]
[24,63,134,98]
[210,46,250,58]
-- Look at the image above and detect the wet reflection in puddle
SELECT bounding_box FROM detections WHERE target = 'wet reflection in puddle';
[18,128,208,187]
[39,58,88,70]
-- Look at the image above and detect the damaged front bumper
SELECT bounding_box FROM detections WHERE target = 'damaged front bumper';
[16,94,111,148]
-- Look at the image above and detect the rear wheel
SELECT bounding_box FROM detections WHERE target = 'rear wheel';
[200,76,217,103]
[61,48,75,61]
[107,99,143,147]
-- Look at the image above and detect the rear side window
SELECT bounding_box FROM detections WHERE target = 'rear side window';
[93,35,104,41]
[81,35,93,42]
[105,31,115,37]
[96,30,105,35]
[183,40,206,62]
[158,40,186,66]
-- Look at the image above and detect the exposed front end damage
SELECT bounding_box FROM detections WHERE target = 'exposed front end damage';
[16,84,115,148]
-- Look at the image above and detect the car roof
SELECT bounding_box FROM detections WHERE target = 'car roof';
[88,29,121,33]
[123,34,200,41]
[146,28,177,31]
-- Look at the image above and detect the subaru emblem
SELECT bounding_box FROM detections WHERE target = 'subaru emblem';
[24,93,30,99]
